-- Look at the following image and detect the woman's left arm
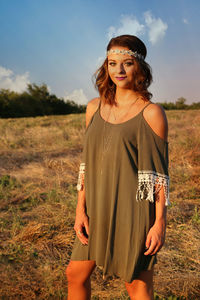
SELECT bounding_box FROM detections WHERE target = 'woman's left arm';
[144,186,167,255]
[142,103,168,256]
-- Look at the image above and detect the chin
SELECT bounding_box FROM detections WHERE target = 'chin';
[115,82,132,89]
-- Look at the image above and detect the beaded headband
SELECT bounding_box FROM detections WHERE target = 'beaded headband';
[107,49,144,60]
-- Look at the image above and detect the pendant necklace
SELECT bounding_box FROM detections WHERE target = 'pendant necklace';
[100,105,113,174]
[100,97,139,175]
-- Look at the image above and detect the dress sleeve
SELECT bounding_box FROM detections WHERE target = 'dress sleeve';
[76,109,95,192]
[76,134,87,191]
[136,117,170,206]
[76,162,85,191]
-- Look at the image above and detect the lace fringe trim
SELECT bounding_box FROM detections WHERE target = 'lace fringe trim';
[77,163,85,191]
[136,170,170,206]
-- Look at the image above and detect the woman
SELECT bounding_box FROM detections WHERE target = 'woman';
[66,35,170,300]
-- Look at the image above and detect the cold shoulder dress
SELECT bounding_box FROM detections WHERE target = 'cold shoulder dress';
[71,101,170,283]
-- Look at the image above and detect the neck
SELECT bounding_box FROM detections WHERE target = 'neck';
[115,88,139,105]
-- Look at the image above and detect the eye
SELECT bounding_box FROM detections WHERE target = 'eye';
[124,61,134,66]
[108,62,116,66]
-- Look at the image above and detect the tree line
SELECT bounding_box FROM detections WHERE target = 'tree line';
[0,84,199,118]
[0,83,86,118]
[157,97,200,110]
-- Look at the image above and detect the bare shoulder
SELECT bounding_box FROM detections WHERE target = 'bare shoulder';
[86,97,100,128]
[143,102,168,141]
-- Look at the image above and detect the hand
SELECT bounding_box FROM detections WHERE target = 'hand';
[144,219,166,256]
[74,206,89,245]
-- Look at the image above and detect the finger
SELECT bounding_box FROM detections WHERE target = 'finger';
[145,234,152,249]
[84,219,89,236]
[81,235,88,245]
[151,247,159,256]
[76,228,88,245]
[144,240,157,256]
[151,243,162,255]
[77,233,88,245]
[78,235,88,245]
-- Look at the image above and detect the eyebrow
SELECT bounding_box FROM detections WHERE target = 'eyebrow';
[108,58,134,62]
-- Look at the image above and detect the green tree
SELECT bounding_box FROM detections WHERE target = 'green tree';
[27,83,50,100]
[175,97,188,109]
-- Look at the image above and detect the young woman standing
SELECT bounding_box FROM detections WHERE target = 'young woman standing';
[66,35,170,300]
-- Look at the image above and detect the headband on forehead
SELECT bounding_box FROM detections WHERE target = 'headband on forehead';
[107,49,145,60]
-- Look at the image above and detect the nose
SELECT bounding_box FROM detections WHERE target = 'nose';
[117,63,125,74]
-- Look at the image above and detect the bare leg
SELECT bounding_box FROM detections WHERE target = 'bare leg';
[125,269,154,300]
[66,260,96,300]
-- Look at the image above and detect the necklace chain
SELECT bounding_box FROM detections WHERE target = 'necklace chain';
[100,97,139,175]
[112,97,139,121]
[102,105,112,153]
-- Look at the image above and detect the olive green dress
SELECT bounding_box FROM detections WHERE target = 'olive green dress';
[71,101,170,283]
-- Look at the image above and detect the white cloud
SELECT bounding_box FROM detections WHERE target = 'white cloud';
[107,15,145,40]
[183,18,189,24]
[0,66,13,78]
[96,56,105,68]
[107,12,168,45]
[64,89,88,105]
[144,11,168,45]
[0,66,30,93]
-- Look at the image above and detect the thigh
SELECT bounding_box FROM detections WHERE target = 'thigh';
[67,260,96,282]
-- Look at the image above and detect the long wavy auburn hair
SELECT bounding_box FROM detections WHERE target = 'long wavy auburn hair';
[94,35,153,105]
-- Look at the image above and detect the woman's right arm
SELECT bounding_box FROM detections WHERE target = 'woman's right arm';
[74,97,100,245]
[74,186,89,245]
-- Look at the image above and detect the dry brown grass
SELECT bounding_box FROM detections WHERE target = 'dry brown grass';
[0,110,199,299]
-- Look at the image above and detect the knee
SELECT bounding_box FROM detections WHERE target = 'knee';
[66,261,95,285]
[66,262,78,284]
[125,281,139,296]
[125,276,153,300]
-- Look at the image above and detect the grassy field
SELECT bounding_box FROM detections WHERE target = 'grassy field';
[0,110,199,299]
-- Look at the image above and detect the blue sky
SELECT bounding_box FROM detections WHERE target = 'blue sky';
[0,0,200,104]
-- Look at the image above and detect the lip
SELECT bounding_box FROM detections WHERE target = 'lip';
[115,76,127,81]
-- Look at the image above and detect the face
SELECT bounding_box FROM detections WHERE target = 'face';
[107,46,136,89]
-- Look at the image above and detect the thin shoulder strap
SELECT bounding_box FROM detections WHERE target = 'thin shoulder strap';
[141,101,152,113]
[86,99,101,129]
[98,98,101,110]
